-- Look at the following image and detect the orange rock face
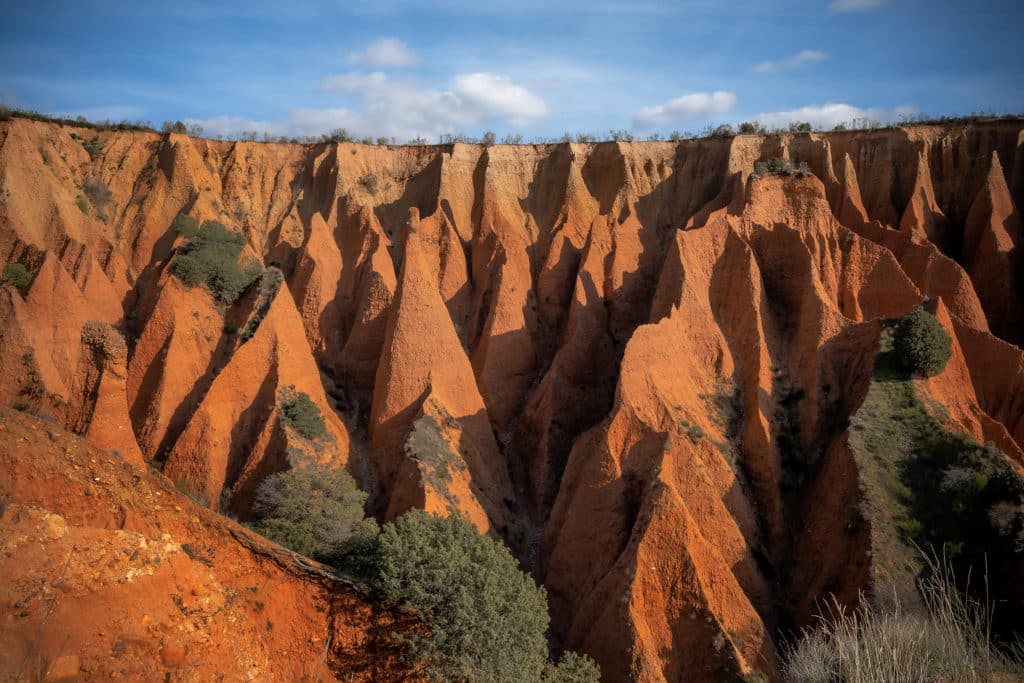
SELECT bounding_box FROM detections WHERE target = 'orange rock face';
[2,117,1024,680]
[0,408,417,681]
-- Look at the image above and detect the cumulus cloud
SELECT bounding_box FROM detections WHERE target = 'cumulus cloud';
[752,102,915,130]
[452,73,548,126]
[829,0,886,12]
[753,50,828,74]
[633,91,737,126]
[189,70,548,141]
[347,38,418,67]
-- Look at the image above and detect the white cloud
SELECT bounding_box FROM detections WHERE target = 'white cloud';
[189,70,549,141]
[752,102,916,130]
[829,0,886,12]
[347,38,418,67]
[634,91,737,126]
[321,71,390,93]
[753,50,828,74]
[452,73,548,126]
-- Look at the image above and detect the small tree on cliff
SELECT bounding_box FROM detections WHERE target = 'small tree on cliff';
[280,390,326,440]
[2,263,32,290]
[894,307,952,377]
[252,461,377,564]
[375,510,550,682]
[544,651,601,682]
[170,220,261,303]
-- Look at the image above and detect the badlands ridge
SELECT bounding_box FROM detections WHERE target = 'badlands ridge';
[1,117,1023,680]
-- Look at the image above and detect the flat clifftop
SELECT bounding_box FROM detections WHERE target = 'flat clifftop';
[1,116,1023,681]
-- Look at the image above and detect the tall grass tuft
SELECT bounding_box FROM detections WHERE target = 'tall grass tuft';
[783,552,1023,682]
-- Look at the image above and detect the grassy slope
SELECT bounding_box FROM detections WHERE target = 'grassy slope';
[848,323,1024,613]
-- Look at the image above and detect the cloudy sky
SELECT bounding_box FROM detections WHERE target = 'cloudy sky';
[1,0,1021,141]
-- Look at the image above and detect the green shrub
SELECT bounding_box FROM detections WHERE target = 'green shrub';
[75,196,89,214]
[789,121,813,133]
[2,263,32,290]
[249,486,600,681]
[358,172,379,195]
[738,121,767,135]
[376,510,551,682]
[83,177,112,219]
[705,123,735,138]
[544,651,601,682]
[81,137,103,160]
[281,391,326,440]
[240,267,283,341]
[752,157,812,177]
[894,307,952,377]
[323,128,352,143]
[171,213,199,238]
[169,220,261,302]
[252,462,377,564]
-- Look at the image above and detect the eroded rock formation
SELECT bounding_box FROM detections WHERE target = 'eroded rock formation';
[2,117,1024,680]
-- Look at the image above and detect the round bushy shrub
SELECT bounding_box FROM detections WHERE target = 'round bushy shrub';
[280,391,326,439]
[171,213,199,238]
[2,262,32,290]
[894,307,952,377]
[169,220,260,302]
[544,651,601,682]
[252,462,376,564]
[377,510,550,682]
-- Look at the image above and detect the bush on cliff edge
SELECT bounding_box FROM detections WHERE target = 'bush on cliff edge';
[894,307,952,377]
[252,461,377,565]
[375,509,550,681]
[252,487,600,681]
[170,219,261,303]
[280,390,326,440]
[2,263,32,290]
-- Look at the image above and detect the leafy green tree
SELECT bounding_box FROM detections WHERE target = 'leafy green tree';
[376,510,550,682]
[171,213,199,238]
[252,462,377,564]
[2,263,32,290]
[162,120,188,134]
[706,123,735,138]
[281,391,326,439]
[894,307,952,377]
[752,157,812,177]
[544,651,601,682]
[170,220,261,302]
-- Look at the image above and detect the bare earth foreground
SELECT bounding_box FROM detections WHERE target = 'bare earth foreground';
[1,117,1024,680]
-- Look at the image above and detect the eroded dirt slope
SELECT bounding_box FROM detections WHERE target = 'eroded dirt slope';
[2,118,1024,681]
[0,407,418,681]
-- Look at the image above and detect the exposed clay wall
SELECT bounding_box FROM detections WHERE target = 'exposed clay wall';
[2,118,1023,681]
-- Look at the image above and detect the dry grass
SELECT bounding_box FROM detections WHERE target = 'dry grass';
[784,553,1023,682]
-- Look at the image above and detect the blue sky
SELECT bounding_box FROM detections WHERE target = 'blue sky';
[2,0,1021,141]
